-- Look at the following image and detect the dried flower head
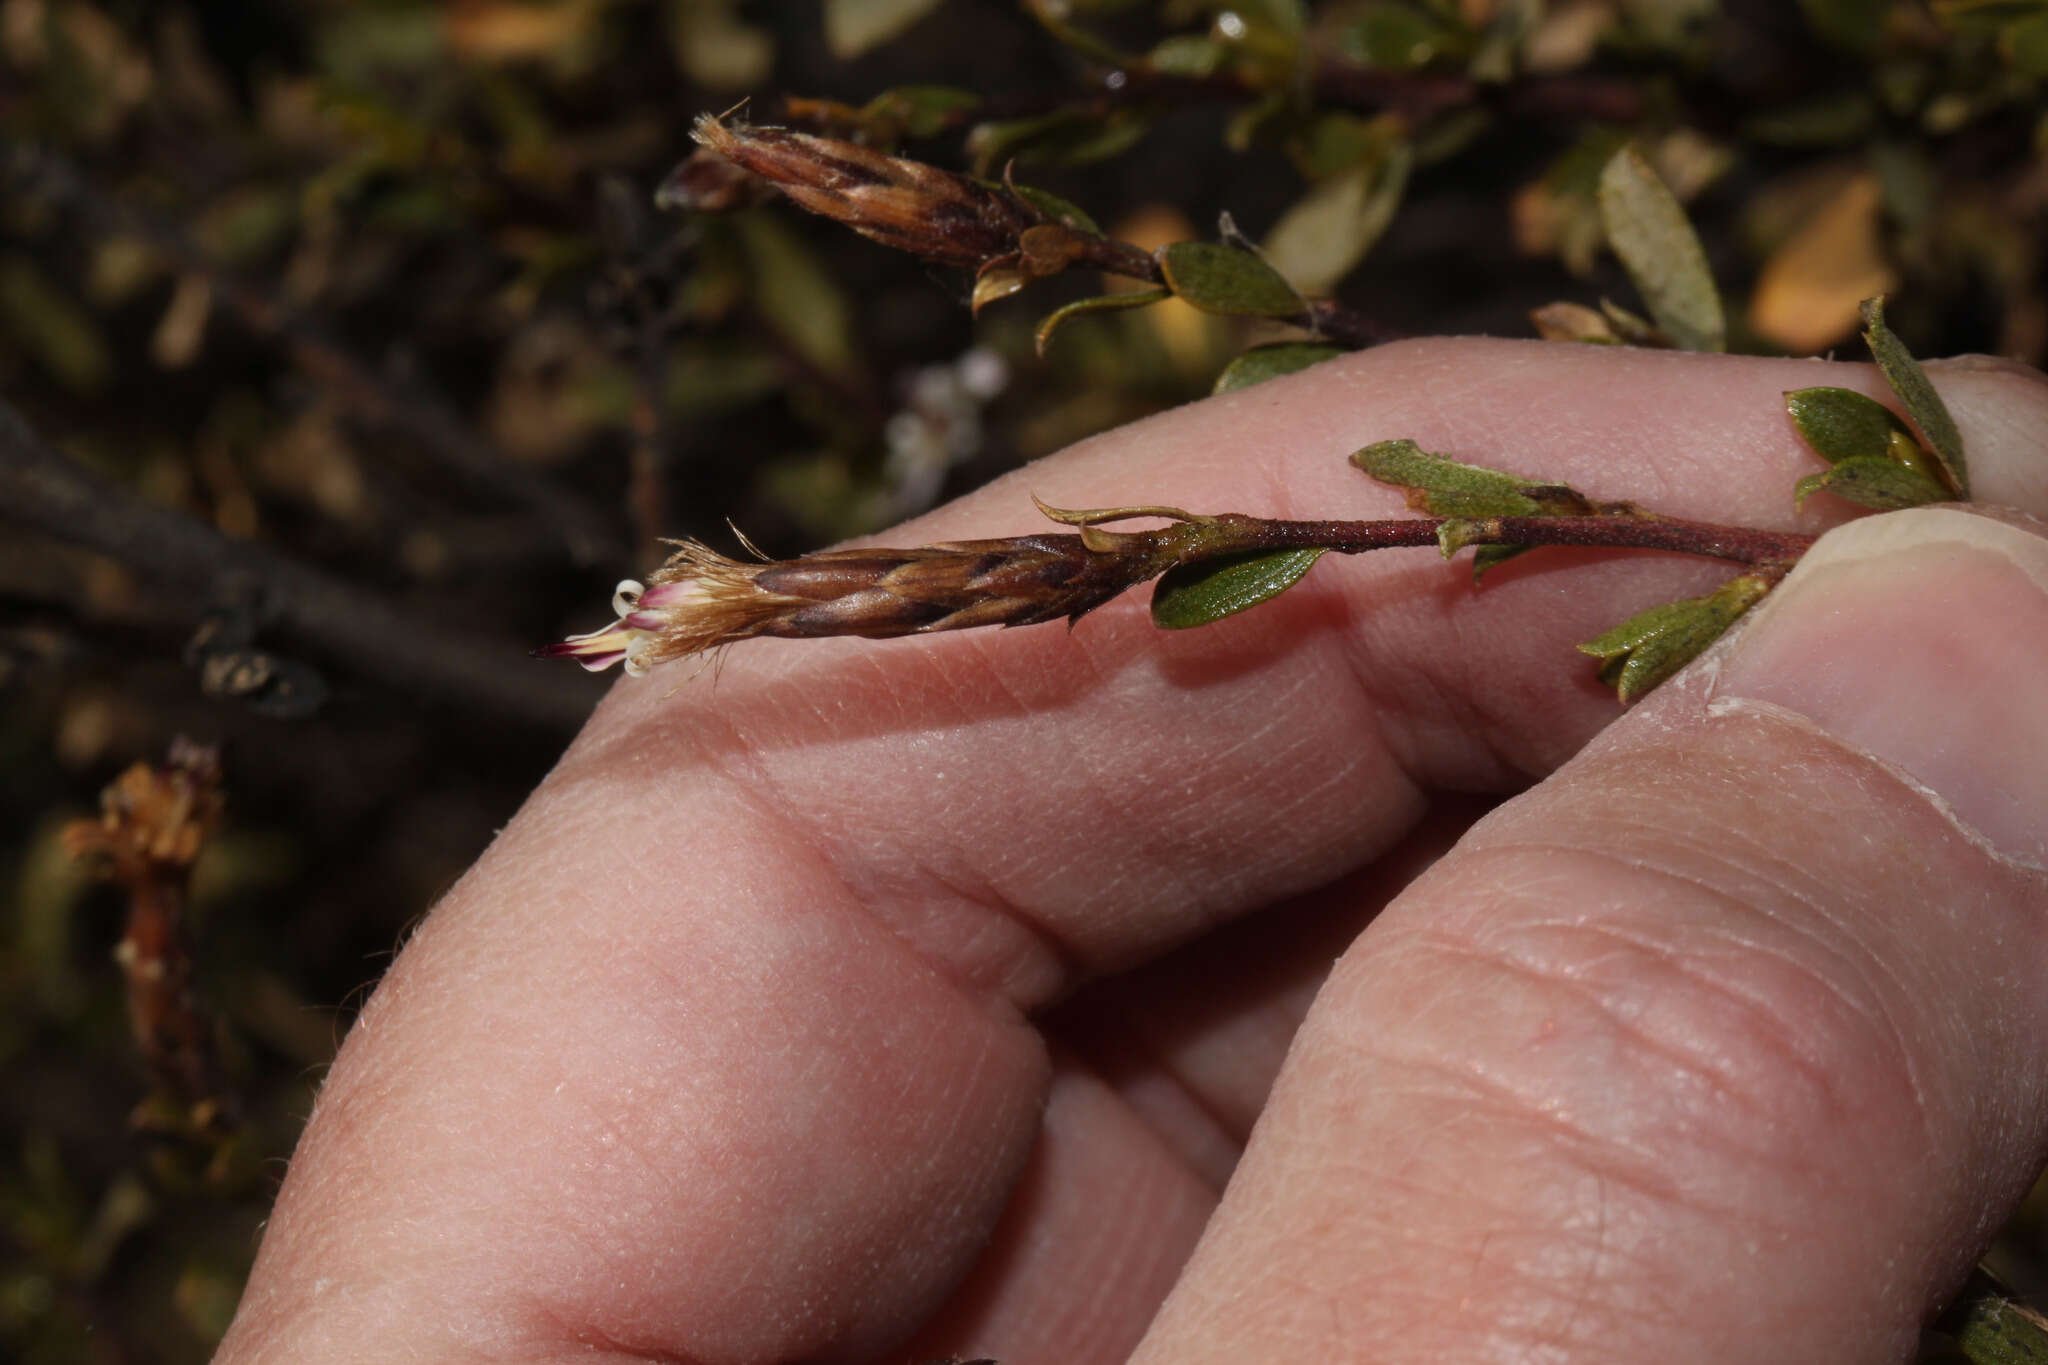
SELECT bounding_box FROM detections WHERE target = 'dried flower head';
[62,737,224,877]
[540,527,1186,675]
[687,115,1040,268]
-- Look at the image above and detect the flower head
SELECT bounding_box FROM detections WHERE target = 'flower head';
[685,115,1041,269]
[539,522,1193,677]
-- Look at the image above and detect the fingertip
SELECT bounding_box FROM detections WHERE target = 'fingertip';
[1921,354,2048,511]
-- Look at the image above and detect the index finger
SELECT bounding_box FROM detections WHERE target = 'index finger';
[562,339,2048,1006]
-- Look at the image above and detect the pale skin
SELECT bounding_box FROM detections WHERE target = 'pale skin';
[215,338,2048,1365]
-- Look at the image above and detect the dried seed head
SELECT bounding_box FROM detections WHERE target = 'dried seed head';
[536,543,810,675]
[688,115,1040,268]
[541,528,1186,676]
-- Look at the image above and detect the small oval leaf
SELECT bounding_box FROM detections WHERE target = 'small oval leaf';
[1577,574,1773,702]
[1596,146,1726,353]
[1792,456,1952,511]
[1151,547,1326,629]
[1005,182,1100,234]
[1352,439,1551,517]
[1530,301,1623,344]
[1784,386,1914,465]
[1157,241,1304,317]
[1212,342,1346,393]
[1860,296,1967,495]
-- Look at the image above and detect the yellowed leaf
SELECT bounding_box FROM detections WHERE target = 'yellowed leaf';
[1529,300,1622,343]
[1750,171,1897,354]
[150,272,212,370]
[1262,142,1411,296]
[672,0,772,89]
[1526,0,1614,73]
[824,0,946,59]
[447,0,610,63]
[970,266,1027,314]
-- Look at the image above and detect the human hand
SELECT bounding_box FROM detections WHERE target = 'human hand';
[213,338,2048,1365]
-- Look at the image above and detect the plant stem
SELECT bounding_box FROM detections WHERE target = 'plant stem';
[1196,512,1816,568]
[0,397,600,733]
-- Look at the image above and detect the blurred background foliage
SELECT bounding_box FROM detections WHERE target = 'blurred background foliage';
[2,1,2046,1360]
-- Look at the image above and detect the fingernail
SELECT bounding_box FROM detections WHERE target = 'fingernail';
[1715,506,2048,867]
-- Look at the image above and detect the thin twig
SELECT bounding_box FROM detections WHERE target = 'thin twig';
[0,397,598,733]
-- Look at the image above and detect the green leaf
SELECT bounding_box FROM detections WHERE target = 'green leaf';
[1151,548,1327,629]
[0,254,111,392]
[1212,342,1347,394]
[1146,34,1227,76]
[1035,287,1170,357]
[1743,93,1878,147]
[824,0,947,58]
[1157,241,1304,317]
[1340,2,1460,69]
[1861,297,1968,495]
[735,214,857,378]
[1798,0,1890,53]
[1293,112,1391,179]
[1020,0,1133,65]
[1350,440,1591,518]
[1793,457,1953,511]
[859,85,981,139]
[967,108,1153,172]
[1784,386,1917,464]
[1004,182,1099,234]
[2006,14,2048,76]
[1577,574,1774,703]
[1936,1268,2048,1365]
[1596,146,1726,352]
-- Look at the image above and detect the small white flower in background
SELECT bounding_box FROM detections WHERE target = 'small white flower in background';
[885,346,1009,517]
